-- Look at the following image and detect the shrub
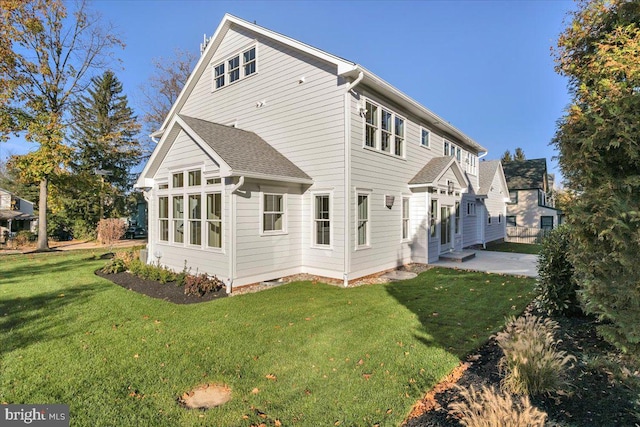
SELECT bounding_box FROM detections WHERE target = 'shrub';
[72,219,97,240]
[184,273,223,297]
[496,314,575,396]
[96,218,126,248]
[13,230,36,247]
[535,225,580,316]
[175,261,190,287]
[128,258,144,276]
[101,250,137,274]
[448,384,547,427]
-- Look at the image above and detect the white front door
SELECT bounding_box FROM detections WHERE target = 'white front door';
[440,205,453,252]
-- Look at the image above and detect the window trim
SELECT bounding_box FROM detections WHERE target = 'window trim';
[356,191,371,249]
[206,192,223,249]
[312,192,332,249]
[158,196,169,242]
[508,190,518,204]
[454,201,461,235]
[540,215,554,230]
[506,215,517,227]
[260,192,287,236]
[466,202,476,217]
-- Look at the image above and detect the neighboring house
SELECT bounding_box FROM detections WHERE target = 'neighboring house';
[502,158,561,230]
[136,14,507,288]
[463,160,510,247]
[0,187,36,242]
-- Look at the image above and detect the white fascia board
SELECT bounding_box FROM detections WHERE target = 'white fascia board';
[134,178,155,189]
[226,170,313,185]
[224,14,357,75]
[175,116,232,176]
[341,66,487,154]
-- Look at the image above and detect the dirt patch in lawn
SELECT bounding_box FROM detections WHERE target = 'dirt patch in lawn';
[179,384,232,409]
[404,308,640,426]
[95,270,227,304]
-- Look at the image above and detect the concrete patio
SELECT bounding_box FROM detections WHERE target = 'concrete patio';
[433,250,539,278]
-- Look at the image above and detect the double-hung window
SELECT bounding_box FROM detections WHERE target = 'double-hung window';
[402,197,410,240]
[213,45,257,90]
[206,193,222,248]
[159,196,169,241]
[188,195,202,245]
[456,147,461,162]
[381,109,392,152]
[314,194,331,246]
[263,194,284,233]
[444,141,450,156]
[173,195,184,243]
[363,99,404,158]
[356,193,369,247]
[420,128,430,148]
[243,47,256,76]
[214,63,225,89]
[467,202,476,216]
[430,199,438,238]
[228,55,240,83]
[455,201,460,234]
[365,102,378,148]
[394,117,404,156]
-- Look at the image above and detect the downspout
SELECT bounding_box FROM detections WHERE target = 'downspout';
[343,70,364,288]
[227,176,245,293]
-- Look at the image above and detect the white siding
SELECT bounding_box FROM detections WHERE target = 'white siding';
[483,172,507,243]
[462,193,480,247]
[506,189,561,229]
[148,130,230,278]
[177,25,347,282]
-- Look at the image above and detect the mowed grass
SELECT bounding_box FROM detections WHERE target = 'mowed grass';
[485,241,543,255]
[0,251,535,426]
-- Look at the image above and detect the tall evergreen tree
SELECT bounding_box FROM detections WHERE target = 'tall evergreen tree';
[514,147,526,161]
[553,0,640,353]
[68,70,141,225]
[501,150,512,163]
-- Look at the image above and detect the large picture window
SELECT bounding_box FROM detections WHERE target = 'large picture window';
[314,194,330,246]
[357,194,369,247]
[263,194,284,233]
[162,169,223,250]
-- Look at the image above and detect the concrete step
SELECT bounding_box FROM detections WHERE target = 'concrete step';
[439,250,476,262]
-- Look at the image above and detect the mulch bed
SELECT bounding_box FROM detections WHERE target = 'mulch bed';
[405,308,639,426]
[95,270,227,304]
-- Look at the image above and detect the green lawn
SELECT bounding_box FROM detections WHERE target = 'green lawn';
[485,241,543,255]
[0,251,535,426]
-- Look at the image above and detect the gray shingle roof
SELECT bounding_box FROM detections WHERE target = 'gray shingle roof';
[501,158,547,190]
[179,115,311,182]
[409,156,454,185]
[478,160,501,196]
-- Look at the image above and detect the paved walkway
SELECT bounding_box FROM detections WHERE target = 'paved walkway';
[432,250,539,277]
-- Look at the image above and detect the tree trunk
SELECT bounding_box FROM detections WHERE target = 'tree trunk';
[36,177,49,251]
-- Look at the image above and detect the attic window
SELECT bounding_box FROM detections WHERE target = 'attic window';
[212,45,257,91]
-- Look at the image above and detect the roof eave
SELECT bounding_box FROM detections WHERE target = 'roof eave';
[226,170,313,185]
[341,66,486,154]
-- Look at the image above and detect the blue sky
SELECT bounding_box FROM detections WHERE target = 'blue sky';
[2,0,576,182]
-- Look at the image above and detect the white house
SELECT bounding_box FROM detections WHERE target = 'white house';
[502,158,562,230]
[136,14,507,288]
[0,187,36,242]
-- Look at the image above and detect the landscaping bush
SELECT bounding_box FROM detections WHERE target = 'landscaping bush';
[72,219,97,240]
[184,273,223,297]
[13,230,36,247]
[535,225,579,316]
[101,250,137,274]
[96,218,126,248]
[448,384,547,427]
[496,314,575,396]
